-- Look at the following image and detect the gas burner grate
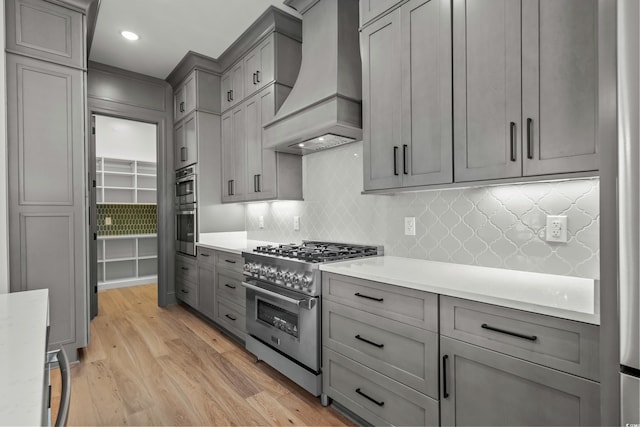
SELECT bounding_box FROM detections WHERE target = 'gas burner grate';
[253,241,382,263]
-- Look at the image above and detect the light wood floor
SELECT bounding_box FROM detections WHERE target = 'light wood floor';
[50,284,352,426]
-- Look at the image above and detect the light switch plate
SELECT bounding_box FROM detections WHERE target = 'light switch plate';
[258,216,264,229]
[293,216,300,231]
[404,217,416,236]
[546,215,568,243]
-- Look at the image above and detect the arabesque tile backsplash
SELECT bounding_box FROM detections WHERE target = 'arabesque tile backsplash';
[98,204,157,236]
[246,141,599,279]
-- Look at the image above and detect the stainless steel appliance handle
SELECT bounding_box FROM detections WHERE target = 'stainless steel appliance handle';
[241,281,316,310]
[177,210,195,215]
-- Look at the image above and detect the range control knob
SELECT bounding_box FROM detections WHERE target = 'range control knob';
[300,274,312,288]
[276,270,286,281]
[243,262,251,272]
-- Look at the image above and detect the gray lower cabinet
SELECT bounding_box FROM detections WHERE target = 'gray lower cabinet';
[175,254,197,307]
[440,336,600,426]
[197,254,215,320]
[6,51,87,356]
[213,249,246,340]
[363,0,453,191]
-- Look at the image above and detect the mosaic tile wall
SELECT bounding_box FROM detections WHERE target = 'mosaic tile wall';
[97,204,157,236]
[246,141,600,279]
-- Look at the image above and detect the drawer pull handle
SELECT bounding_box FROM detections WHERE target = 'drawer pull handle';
[181,289,189,294]
[355,388,384,407]
[481,323,538,341]
[225,259,237,264]
[181,267,189,271]
[200,253,210,257]
[225,314,237,321]
[354,292,383,302]
[355,334,384,348]
[442,355,449,398]
[225,283,236,289]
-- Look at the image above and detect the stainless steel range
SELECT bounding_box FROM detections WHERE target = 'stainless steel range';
[241,241,383,398]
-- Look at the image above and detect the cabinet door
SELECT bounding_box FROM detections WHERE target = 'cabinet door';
[221,111,235,203]
[6,54,87,351]
[174,121,184,170]
[360,0,403,27]
[362,10,403,191]
[173,85,185,123]
[256,35,274,90]
[244,48,260,98]
[183,112,198,167]
[183,72,197,117]
[221,107,245,202]
[221,71,232,111]
[440,337,600,426]
[401,0,453,187]
[453,0,522,182]
[522,0,599,176]
[197,264,215,320]
[245,86,277,201]
[230,62,244,107]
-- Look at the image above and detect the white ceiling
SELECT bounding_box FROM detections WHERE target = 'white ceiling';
[90,0,301,79]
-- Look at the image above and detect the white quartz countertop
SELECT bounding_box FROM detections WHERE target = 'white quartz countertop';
[196,232,275,255]
[0,289,49,426]
[320,256,599,325]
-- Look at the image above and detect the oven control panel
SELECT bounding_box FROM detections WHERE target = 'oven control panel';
[242,260,318,295]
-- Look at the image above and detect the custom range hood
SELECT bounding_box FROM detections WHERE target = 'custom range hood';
[263,0,362,155]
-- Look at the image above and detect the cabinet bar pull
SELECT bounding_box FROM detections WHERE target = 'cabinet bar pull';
[257,174,261,192]
[181,267,188,271]
[526,118,534,159]
[225,283,236,289]
[225,314,237,321]
[230,179,234,196]
[200,253,210,257]
[253,175,257,193]
[354,292,383,302]
[253,72,257,85]
[230,89,234,101]
[181,147,187,162]
[443,355,449,398]
[225,259,237,264]
[179,101,185,112]
[393,146,399,176]
[510,122,517,162]
[355,334,384,348]
[256,70,261,83]
[481,323,538,341]
[403,144,408,175]
[355,388,384,407]
[181,289,189,294]
[227,91,231,102]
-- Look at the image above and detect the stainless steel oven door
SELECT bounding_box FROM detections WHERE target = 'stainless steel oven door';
[176,208,196,256]
[243,279,320,372]
[175,175,196,206]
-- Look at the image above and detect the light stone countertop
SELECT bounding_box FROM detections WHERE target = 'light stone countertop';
[0,289,49,426]
[196,231,276,255]
[320,256,599,325]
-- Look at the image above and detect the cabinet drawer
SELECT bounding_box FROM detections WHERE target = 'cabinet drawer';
[196,247,215,266]
[323,273,438,331]
[216,270,245,308]
[177,279,197,308]
[440,296,599,381]
[324,348,439,427]
[324,300,438,397]
[215,298,246,339]
[216,251,243,273]
[176,255,197,282]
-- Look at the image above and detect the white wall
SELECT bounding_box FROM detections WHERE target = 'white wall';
[0,4,9,294]
[95,115,156,162]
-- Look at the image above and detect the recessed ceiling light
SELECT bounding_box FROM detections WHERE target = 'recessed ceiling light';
[298,143,305,147]
[121,31,139,41]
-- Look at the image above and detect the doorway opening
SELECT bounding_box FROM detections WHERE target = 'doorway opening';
[90,115,159,316]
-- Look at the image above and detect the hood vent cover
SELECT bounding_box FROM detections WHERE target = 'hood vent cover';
[263,0,362,155]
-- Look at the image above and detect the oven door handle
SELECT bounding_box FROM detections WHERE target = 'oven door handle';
[241,281,316,310]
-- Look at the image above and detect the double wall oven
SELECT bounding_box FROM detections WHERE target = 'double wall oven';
[175,166,196,256]
[242,242,383,398]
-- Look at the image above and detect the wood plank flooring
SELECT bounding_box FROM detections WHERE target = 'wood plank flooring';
[50,284,352,426]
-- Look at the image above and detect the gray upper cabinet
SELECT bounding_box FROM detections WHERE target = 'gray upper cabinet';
[244,34,275,96]
[401,0,452,187]
[221,106,246,203]
[5,0,84,69]
[521,0,599,176]
[440,337,600,426]
[360,0,403,28]
[453,0,522,182]
[6,53,87,354]
[174,70,220,123]
[363,0,452,191]
[221,61,244,112]
[362,10,403,191]
[174,112,198,170]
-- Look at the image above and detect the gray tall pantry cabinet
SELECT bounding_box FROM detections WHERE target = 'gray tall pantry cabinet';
[5,0,89,359]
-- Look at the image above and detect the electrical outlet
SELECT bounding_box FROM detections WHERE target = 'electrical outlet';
[404,217,416,236]
[104,217,112,226]
[258,216,264,229]
[545,215,568,243]
[293,216,300,231]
